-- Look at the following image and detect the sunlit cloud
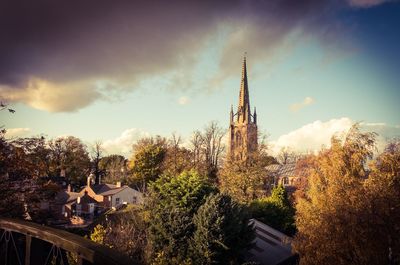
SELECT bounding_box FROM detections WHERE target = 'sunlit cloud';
[0,78,100,112]
[102,128,150,157]
[270,118,400,155]
[4,128,32,139]
[178,96,190,105]
[289,97,315,112]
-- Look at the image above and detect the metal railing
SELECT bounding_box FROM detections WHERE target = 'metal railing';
[0,218,136,265]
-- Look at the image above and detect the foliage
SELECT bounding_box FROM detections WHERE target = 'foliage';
[146,170,216,264]
[189,121,226,180]
[90,141,104,184]
[294,125,400,265]
[292,154,317,203]
[90,207,148,263]
[90,224,107,245]
[99,154,127,184]
[219,159,267,204]
[128,136,167,190]
[48,136,91,187]
[191,193,254,265]
[0,134,59,219]
[162,133,193,176]
[249,185,295,235]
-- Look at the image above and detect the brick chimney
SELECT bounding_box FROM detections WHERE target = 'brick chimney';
[116,181,121,188]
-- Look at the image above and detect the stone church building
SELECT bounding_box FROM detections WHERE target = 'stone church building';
[229,56,258,161]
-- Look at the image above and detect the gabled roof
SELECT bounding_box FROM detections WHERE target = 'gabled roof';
[89,184,128,196]
[265,163,308,178]
[247,219,296,265]
[55,190,80,204]
[77,193,97,204]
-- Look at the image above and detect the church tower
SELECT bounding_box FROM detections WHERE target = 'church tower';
[229,55,258,162]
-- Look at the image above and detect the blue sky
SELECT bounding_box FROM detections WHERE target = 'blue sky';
[1,0,399,156]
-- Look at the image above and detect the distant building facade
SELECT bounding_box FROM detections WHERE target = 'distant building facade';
[229,56,258,161]
[265,162,308,195]
[53,175,143,222]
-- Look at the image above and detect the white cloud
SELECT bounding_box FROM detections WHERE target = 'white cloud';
[4,128,32,139]
[271,118,353,155]
[348,0,391,8]
[0,77,101,112]
[271,118,400,155]
[289,97,315,112]
[361,122,400,152]
[102,128,150,157]
[178,96,190,105]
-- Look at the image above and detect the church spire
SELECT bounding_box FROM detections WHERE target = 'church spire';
[228,54,258,162]
[237,54,251,123]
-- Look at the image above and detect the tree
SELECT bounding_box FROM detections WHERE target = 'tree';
[90,207,148,263]
[0,135,60,220]
[128,136,167,191]
[219,159,267,204]
[90,141,104,184]
[48,136,91,187]
[191,193,254,265]
[162,133,193,176]
[99,154,127,184]
[146,170,216,263]
[189,131,203,173]
[291,154,316,203]
[249,185,296,235]
[188,122,226,180]
[276,147,297,165]
[293,125,400,265]
[201,122,225,179]
[361,139,400,265]
[0,132,25,218]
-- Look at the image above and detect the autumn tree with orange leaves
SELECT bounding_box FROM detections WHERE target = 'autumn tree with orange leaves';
[294,125,400,265]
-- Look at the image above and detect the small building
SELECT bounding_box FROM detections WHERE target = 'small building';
[265,163,307,194]
[80,176,143,209]
[53,176,143,223]
[246,219,298,265]
[53,187,80,219]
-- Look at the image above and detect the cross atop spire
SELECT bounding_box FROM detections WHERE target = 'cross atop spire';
[237,54,251,123]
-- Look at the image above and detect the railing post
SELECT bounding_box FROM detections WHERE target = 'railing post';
[25,234,31,265]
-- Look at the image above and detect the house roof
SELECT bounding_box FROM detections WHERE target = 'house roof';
[246,219,296,265]
[89,184,127,196]
[265,163,308,178]
[77,193,97,204]
[55,190,80,204]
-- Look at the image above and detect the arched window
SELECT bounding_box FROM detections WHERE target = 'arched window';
[283,177,289,186]
[235,131,242,147]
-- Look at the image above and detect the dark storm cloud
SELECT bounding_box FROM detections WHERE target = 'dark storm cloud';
[0,0,366,111]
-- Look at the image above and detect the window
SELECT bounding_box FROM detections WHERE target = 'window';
[283,177,289,186]
[132,196,137,204]
[235,132,242,147]
[116,197,120,205]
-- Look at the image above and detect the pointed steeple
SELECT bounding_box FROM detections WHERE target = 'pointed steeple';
[230,104,234,124]
[237,54,251,123]
[253,107,257,124]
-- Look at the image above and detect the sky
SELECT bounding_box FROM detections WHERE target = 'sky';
[1,0,399,156]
